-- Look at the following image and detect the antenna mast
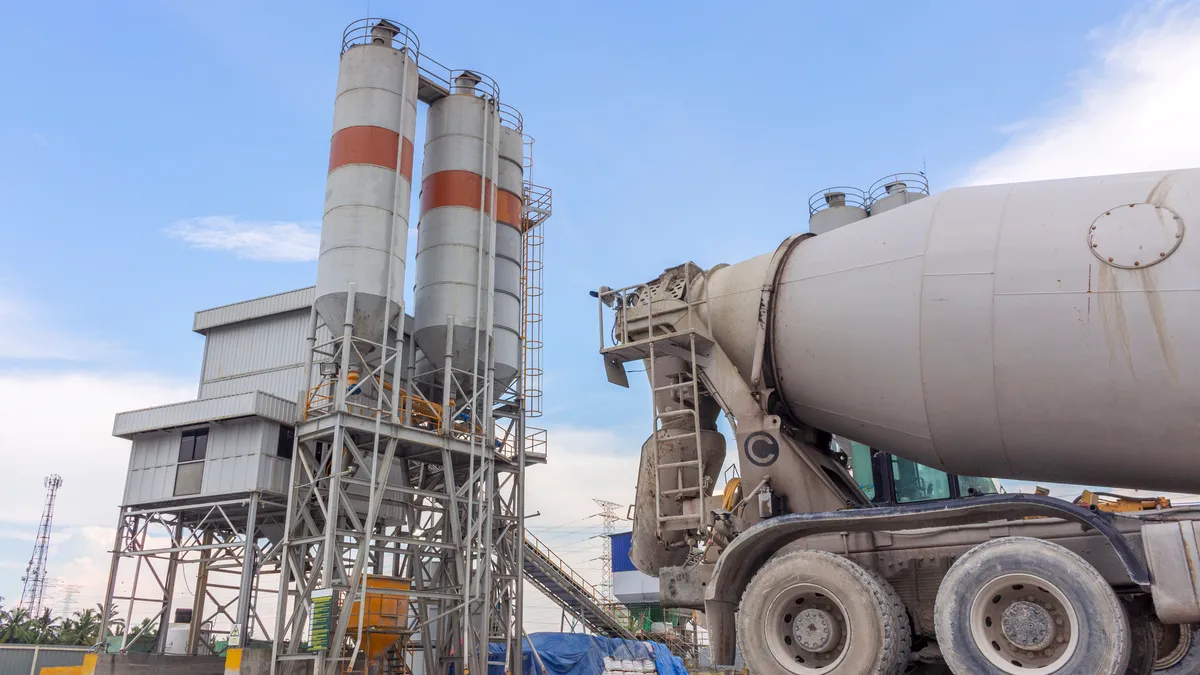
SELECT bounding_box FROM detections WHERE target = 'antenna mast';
[21,474,63,616]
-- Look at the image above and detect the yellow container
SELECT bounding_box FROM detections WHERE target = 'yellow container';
[347,576,411,659]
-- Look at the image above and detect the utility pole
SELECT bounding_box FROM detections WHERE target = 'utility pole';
[21,475,63,616]
[593,499,622,600]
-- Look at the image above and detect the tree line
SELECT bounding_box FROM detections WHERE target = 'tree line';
[0,601,158,650]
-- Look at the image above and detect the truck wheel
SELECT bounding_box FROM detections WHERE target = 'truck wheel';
[736,549,910,675]
[934,537,1129,675]
[1122,595,1157,675]
[1155,623,1200,672]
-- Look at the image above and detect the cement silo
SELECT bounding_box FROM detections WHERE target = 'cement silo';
[413,73,523,386]
[315,19,419,346]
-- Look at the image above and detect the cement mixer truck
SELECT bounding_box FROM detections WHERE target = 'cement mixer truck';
[593,169,1200,675]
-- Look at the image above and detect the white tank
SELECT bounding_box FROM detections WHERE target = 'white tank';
[868,173,929,215]
[808,188,868,235]
[413,74,521,386]
[315,19,419,345]
[705,169,1200,492]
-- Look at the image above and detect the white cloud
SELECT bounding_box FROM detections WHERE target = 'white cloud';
[0,370,192,610]
[966,0,1200,185]
[0,370,193,528]
[166,216,320,262]
[0,291,117,361]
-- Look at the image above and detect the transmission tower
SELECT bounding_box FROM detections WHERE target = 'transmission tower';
[21,474,63,616]
[594,499,622,600]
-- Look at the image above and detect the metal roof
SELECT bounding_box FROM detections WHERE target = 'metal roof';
[113,391,298,438]
[193,287,314,334]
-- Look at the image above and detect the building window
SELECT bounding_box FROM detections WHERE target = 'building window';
[178,428,209,463]
[174,428,209,496]
[277,425,295,460]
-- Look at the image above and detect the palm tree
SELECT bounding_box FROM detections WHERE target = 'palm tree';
[0,607,34,644]
[28,608,62,644]
[60,608,101,646]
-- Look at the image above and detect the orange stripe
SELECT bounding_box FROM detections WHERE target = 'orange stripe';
[328,126,413,180]
[496,189,523,228]
[420,170,493,215]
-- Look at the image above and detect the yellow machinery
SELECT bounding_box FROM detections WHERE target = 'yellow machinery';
[1074,490,1172,513]
[345,576,412,661]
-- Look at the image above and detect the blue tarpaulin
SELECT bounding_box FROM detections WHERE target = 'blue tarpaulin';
[488,633,688,675]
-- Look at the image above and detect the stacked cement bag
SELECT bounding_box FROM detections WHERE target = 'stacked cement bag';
[602,656,658,675]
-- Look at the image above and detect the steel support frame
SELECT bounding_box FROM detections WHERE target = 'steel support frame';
[98,494,285,655]
[272,295,526,675]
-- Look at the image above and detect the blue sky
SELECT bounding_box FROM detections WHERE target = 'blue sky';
[2,0,1200,617]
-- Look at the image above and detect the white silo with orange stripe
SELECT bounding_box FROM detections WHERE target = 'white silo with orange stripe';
[413,73,523,387]
[315,19,419,346]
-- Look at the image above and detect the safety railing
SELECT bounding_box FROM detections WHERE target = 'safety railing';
[808,186,868,216]
[341,18,420,55]
[595,265,711,355]
[868,172,930,203]
[524,531,632,627]
[525,427,548,460]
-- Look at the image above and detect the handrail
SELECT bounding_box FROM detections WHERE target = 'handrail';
[523,531,633,630]
[341,18,419,55]
[807,186,868,215]
[868,172,930,202]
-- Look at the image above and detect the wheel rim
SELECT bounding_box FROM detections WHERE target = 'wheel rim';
[968,573,1080,674]
[763,582,851,674]
[1155,623,1191,669]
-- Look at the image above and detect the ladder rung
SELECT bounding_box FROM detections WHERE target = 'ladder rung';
[655,431,697,441]
[662,487,701,496]
[652,381,695,393]
[660,514,702,522]
[658,409,698,420]
[659,459,702,469]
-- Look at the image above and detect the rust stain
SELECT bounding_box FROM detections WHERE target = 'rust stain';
[1096,264,1135,375]
[1147,172,1175,206]
[1087,264,1091,319]
[1137,267,1179,383]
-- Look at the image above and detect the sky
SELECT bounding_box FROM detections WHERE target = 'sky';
[2,0,1200,632]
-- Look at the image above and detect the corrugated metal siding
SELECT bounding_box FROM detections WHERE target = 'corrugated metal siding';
[260,454,292,495]
[124,418,289,505]
[201,311,310,381]
[611,531,636,572]
[114,392,297,437]
[200,366,307,402]
[202,418,268,494]
[0,646,88,675]
[0,646,34,674]
[124,431,179,505]
[193,287,315,332]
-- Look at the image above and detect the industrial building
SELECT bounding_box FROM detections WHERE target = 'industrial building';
[100,17,553,675]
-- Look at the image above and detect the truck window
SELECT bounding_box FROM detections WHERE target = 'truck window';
[849,442,876,500]
[958,475,999,496]
[891,456,951,502]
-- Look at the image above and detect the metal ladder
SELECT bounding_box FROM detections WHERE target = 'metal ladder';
[648,331,708,536]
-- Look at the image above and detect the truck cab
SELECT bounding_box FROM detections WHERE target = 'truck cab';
[846,441,999,506]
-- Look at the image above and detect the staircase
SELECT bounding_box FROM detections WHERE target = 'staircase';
[523,531,634,639]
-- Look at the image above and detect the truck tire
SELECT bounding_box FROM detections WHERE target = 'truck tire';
[736,549,911,675]
[1122,595,1157,675]
[1154,623,1200,672]
[934,537,1129,675]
